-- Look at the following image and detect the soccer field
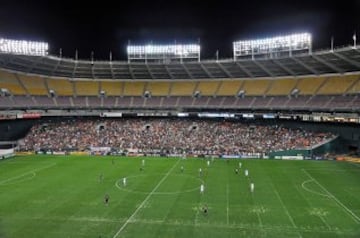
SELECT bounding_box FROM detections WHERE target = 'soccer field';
[0,156,359,238]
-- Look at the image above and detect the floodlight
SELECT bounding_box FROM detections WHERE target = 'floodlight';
[193,91,201,98]
[0,38,49,56]
[233,33,312,60]
[127,43,200,63]
[143,91,151,98]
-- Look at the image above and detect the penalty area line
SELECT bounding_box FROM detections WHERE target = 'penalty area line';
[302,169,360,224]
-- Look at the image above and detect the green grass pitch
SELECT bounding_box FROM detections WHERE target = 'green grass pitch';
[0,155,359,238]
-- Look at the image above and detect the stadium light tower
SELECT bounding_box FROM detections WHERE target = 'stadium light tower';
[127,43,201,63]
[0,37,49,56]
[233,33,312,60]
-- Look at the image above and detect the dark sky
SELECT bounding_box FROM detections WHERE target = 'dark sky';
[0,0,359,60]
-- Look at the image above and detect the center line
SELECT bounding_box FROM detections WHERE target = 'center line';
[113,159,180,238]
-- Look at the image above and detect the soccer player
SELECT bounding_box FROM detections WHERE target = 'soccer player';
[199,168,202,177]
[123,177,127,187]
[235,168,239,174]
[104,194,110,206]
[207,160,210,167]
[181,166,184,173]
[99,173,103,183]
[142,159,145,166]
[200,184,205,194]
[245,169,249,177]
[182,151,187,160]
[250,182,254,193]
[203,204,208,216]
[239,162,242,168]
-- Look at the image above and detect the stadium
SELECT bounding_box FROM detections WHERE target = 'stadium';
[0,3,360,236]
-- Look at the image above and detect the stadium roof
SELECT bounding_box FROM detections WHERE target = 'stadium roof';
[0,46,359,80]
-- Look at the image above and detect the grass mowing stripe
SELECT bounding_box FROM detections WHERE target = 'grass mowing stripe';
[302,169,360,224]
[112,159,180,238]
[0,162,56,185]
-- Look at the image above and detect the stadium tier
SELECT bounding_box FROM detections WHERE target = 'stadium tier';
[0,46,359,111]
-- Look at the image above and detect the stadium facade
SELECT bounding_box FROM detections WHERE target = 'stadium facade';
[0,39,360,156]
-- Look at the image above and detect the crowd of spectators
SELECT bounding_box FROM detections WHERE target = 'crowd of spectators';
[20,118,336,155]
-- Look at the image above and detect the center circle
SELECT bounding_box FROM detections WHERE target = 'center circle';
[115,173,204,195]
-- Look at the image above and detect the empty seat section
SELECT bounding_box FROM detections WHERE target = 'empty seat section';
[18,75,47,95]
[132,97,145,107]
[34,96,55,107]
[222,97,237,107]
[216,80,242,96]
[343,75,360,95]
[235,97,254,108]
[193,97,209,106]
[306,96,332,109]
[87,96,101,107]
[296,77,325,95]
[177,97,194,107]
[242,80,269,96]
[123,82,145,96]
[145,97,162,107]
[12,96,36,107]
[146,82,170,96]
[72,97,87,107]
[102,97,116,107]
[170,82,196,96]
[47,79,74,96]
[207,97,224,107]
[196,81,220,96]
[267,78,297,96]
[268,96,290,108]
[287,96,311,108]
[317,75,358,95]
[75,81,99,96]
[252,97,271,108]
[162,97,178,107]
[0,70,26,95]
[101,81,123,96]
[117,97,132,107]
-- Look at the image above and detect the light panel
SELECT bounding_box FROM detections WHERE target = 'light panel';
[233,33,311,59]
[0,38,49,56]
[127,44,200,62]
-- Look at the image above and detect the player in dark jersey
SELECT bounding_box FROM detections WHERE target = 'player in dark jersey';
[104,194,110,206]
[203,204,208,216]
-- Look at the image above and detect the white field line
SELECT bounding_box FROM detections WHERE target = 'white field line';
[250,190,263,228]
[226,184,229,225]
[194,204,200,225]
[272,187,300,233]
[301,180,330,198]
[295,181,331,230]
[0,163,56,185]
[112,159,180,238]
[302,169,360,224]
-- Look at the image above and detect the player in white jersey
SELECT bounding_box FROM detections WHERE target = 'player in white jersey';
[250,183,254,193]
[245,169,248,177]
[207,160,210,167]
[123,177,127,187]
[239,162,242,168]
[180,166,184,173]
[199,168,203,177]
[142,159,145,166]
[200,184,205,194]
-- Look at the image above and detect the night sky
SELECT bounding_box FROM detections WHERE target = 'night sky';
[0,0,359,60]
